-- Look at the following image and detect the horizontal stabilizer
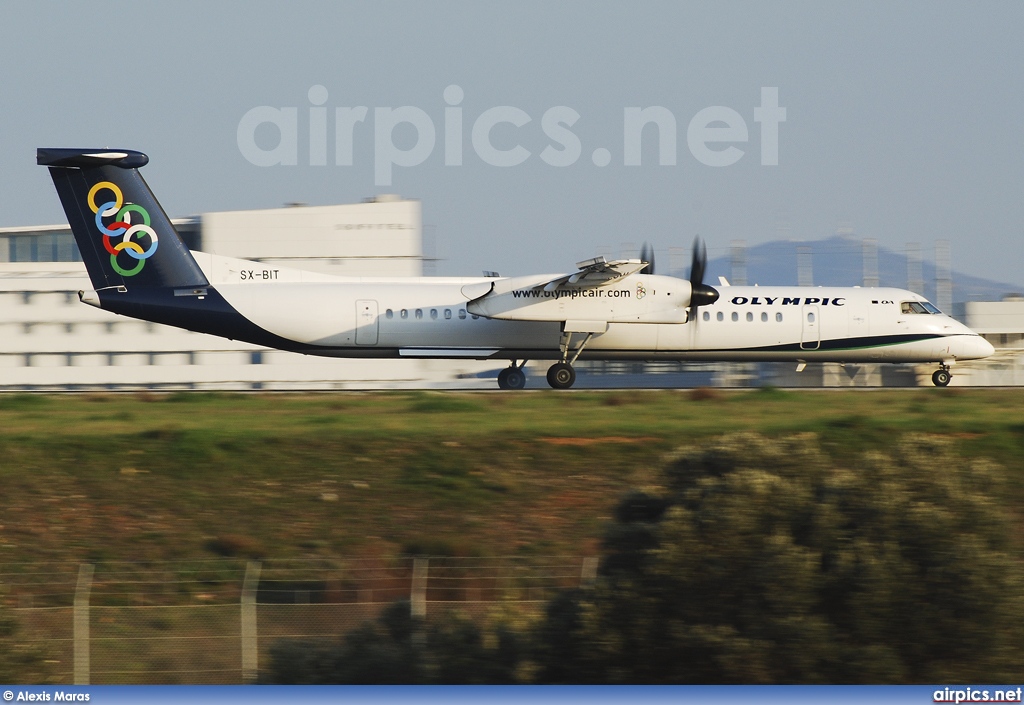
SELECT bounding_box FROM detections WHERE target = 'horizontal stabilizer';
[37,148,149,169]
[39,146,208,291]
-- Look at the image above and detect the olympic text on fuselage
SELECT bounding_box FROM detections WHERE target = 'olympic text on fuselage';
[730,296,846,306]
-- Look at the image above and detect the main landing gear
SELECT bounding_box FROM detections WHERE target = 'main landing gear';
[497,362,527,390]
[547,362,575,389]
[545,330,595,390]
[931,364,952,387]
[495,332,596,390]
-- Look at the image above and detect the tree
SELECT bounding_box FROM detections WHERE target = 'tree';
[538,433,1024,683]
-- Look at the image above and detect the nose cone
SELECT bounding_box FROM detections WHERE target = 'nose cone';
[977,336,996,359]
[954,335,995,360]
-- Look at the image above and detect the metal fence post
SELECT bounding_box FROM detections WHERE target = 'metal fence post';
[241,560,261,683]
[411,558,428,618]
[73,563,94,685]
[410,558,428,650]
[581,556,599,587]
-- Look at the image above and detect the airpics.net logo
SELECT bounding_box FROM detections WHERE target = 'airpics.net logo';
[236,85,786,186]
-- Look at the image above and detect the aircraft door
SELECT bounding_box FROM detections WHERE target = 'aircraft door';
[800,305,820,350]
[355,299,379,345]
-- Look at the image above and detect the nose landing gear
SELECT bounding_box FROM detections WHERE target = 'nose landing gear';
[931,364,952,387]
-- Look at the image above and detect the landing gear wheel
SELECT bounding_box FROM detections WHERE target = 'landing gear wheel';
[546,362,576,389]
[497,366,527,390]
[932,369,951,387]
[505,368,526,390]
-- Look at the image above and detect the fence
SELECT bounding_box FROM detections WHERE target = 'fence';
[2,557,598,684]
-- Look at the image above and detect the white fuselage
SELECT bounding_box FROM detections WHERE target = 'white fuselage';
[189,252,993,365]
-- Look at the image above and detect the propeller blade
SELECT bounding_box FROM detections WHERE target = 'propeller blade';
[688,236,719,322]
[689,237,705,288]
[639,242,655,275]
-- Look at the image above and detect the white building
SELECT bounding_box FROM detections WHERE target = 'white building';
[0,198,493,391]
[958,297,1024,385]
[199,195,423,278]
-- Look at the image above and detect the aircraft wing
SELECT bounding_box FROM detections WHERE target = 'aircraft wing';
[461,256,686,325]
[461,257,648,303]
[538,257,646,292]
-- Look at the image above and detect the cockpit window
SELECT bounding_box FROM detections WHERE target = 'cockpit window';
[901,301,940,315]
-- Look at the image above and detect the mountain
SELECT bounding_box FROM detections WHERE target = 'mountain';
[679,235,1024,306]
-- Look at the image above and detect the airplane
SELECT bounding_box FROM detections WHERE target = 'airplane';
[37,147,994,389]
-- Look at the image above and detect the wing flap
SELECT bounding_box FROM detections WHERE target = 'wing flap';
[535,257,646,294]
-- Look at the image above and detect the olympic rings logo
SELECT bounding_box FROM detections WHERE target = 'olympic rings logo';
[636,283,647,300]
[87,181,159,277]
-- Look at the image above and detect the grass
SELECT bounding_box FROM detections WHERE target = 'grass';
[0,389,1022,572]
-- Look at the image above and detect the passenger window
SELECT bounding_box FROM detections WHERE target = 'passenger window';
[776,312,783,322]
[808,312,816,323]
[385,309,394,319]
[430,309,438,320]
[703,311,710,321]
[444,309,452,320]
[717,312,724,322]
[415,309,423,319]
[731,312,738,322]
[458,309,467,320]
[761,312,768,322]
[746,312,753,322]
[400,309,408,319]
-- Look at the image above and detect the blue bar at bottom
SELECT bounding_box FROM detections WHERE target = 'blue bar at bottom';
[0,685,1022,705]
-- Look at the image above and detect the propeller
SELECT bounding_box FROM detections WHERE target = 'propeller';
[639,242,656,275]
[688,237,720,323]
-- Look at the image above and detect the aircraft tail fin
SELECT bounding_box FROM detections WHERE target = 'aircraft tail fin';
[38,148,208,291]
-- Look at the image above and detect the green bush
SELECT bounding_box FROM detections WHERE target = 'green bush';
[538,433,1024,683]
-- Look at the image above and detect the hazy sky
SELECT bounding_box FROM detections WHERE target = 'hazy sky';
[3,1,1022,285]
